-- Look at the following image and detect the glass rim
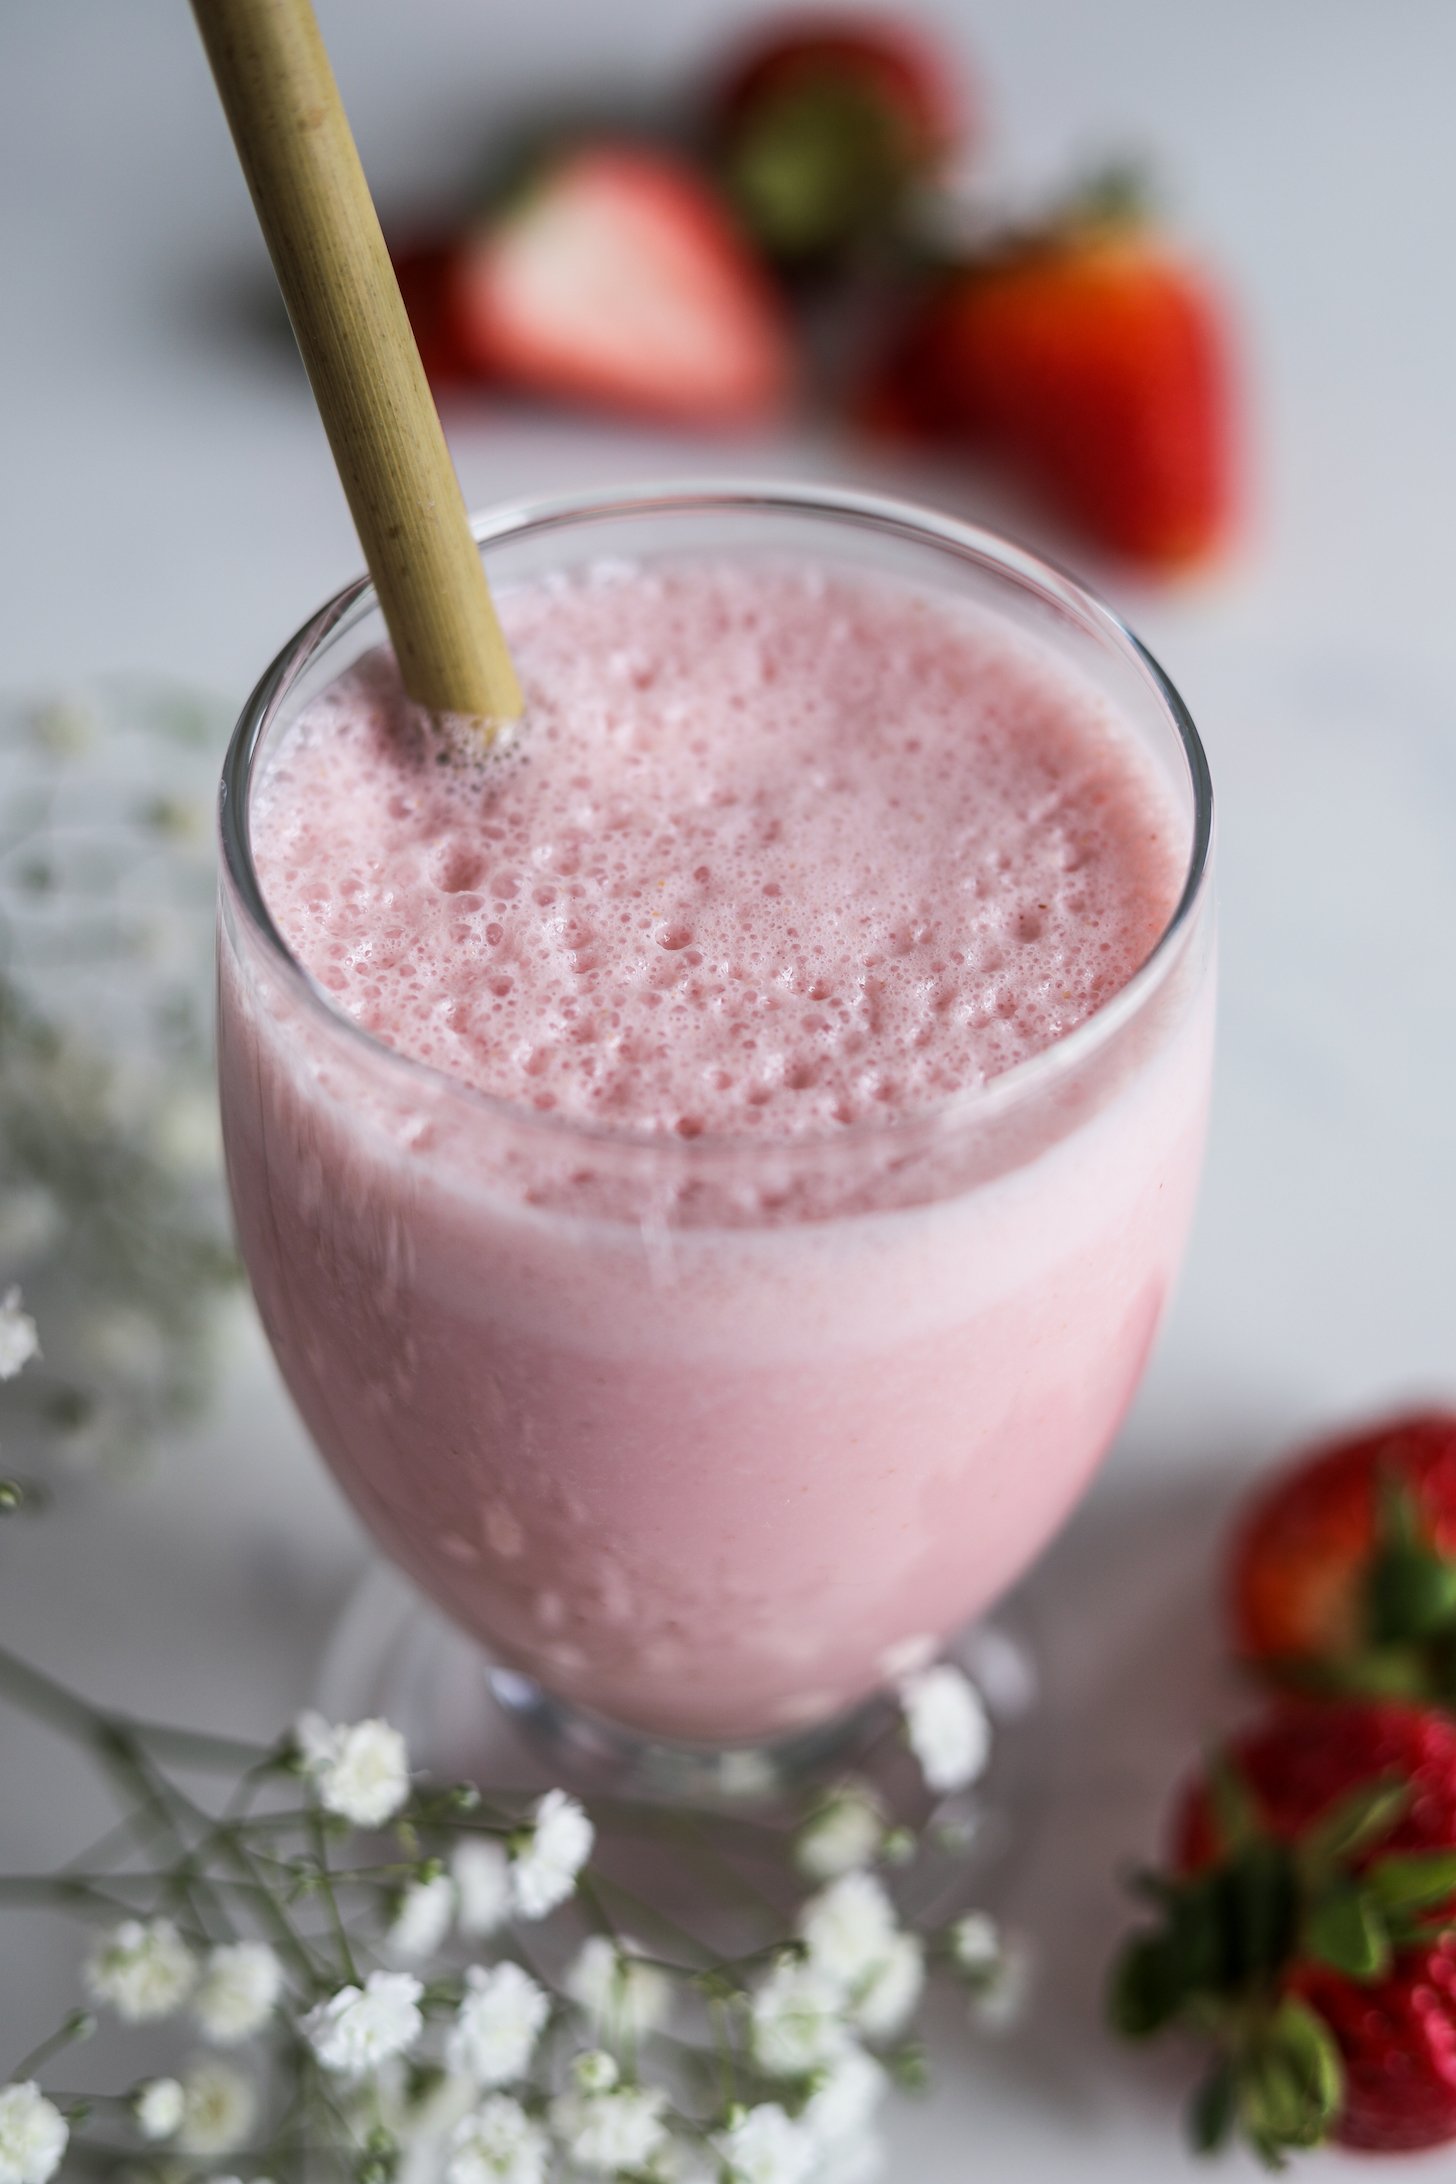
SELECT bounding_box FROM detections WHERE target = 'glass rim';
[219,478,1214,1161]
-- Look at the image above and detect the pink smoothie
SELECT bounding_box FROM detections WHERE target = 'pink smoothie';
[221,556,1212,1741]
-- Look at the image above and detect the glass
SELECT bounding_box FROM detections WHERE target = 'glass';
[217,483,1214,1780]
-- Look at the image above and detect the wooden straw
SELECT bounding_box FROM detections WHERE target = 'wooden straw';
[191,0,522,728]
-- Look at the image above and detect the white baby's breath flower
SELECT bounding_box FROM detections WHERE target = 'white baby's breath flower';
[294,1711,411,1828]
[302,1971,423,2079]
[717,2102,816,2184]
[969,1935,1033,2034]
[749,1959,851,2079]
[510,1788,593,1919]
[385,2066,478,2184]
[899,1665,990,1794]
[798,1873,925,2043]
[565,1935,670,2046]
[0,1292,38,1382]
[801,2046,887,2147]
[0,2082,67,2184]
[636,2136,712,2184]
[849,1932,924,2040]
[549,2081,667,2174]
[447,1962,550,2088]
[571,2051,618,2095]
[446,2094,549,2184]
[453,1839,512,1938]
[193,1941,283,2044]
[798,1874,898,1990]
[177,2057,257,2157]
[793,1784,884,1882]
[948,1911,1001,1976]
[133,2076,185,2141]
[387,1872,457,1961]
[85,1917,196,2021]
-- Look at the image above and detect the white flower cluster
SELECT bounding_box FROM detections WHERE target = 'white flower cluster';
[446,2093,548,2184]
[24,1666,1011,2184]
[0,1289,38,1382]
[719,2100,819,2184]
[796,1872,925,2040]
[948,1912,1031,2033]
[122,2061,259,2161]
[453,1838,512,1936]
[447,1963,550,2086]
[295,1711,412,1827]
[84,1922,282,2047]
[793,1782,885,1883]
[899,1665,991,1794]
[0,2082,66,2184]
[84,1916,196,2021]
[740,1865,930,2178]
[564,1935,670,2046]
[550,2054,668,2175]
[387,1870,458,1961]
[509,1788,594,1918]
[302,1970,425,2079]
[194,1940,284,2043]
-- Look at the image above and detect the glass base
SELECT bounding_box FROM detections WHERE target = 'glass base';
[315,1562,1041,1896]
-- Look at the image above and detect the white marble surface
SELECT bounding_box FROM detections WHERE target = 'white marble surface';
[4,1,1456,2174]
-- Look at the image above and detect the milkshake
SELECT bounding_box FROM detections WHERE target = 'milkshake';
[218,488,1213,1746]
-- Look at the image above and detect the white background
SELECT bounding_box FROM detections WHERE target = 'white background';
[3,2,1456,2175]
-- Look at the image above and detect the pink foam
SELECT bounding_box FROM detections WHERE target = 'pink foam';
[254,561,1181,1138]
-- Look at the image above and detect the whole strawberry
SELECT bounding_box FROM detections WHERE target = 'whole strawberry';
[1231,1411,1456,1704]
[1111,1702,1456,2159]
[864,185,1235,566]
[709,13,965,265]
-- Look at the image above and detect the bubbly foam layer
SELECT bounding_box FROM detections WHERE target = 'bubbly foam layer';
[253,560,1183,1139]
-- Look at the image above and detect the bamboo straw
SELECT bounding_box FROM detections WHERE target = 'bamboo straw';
[191,0,522,729]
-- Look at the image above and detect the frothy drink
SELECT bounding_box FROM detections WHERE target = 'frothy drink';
[221,543,1212,1743]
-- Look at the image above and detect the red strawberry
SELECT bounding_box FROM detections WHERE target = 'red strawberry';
[1112,1701,1456,2159]
[449,145,793,429]
[391,238,479,390]
[709,13,965,264]
[1231,1411,1456,1703]
[867,219,1235,565]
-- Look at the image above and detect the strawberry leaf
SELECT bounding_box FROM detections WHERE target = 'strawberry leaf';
[1188,2060,1236,2153]
[1108,1932,1189,2038]
[1302,1878,1391,1979]
[1216,1840,1298,1984]
[1299,1774,1408,1869]
[1367,1848,1456,1914]
[1368,1545,1456,1645]
[1269,1995,1343,2133]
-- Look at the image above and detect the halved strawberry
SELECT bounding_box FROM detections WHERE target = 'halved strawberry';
[1231,1411,1456,1703]
[450,145,793,429]
[709,13,967,264]
[865,217,1235,566]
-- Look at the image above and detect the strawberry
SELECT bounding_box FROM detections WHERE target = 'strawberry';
[391,238,479,390]
[709,13,965,264]
[1231,1411,1456,1705]
[1111,1702,1456,2160]
[449,145,793,429]
[866,209,1234,565]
